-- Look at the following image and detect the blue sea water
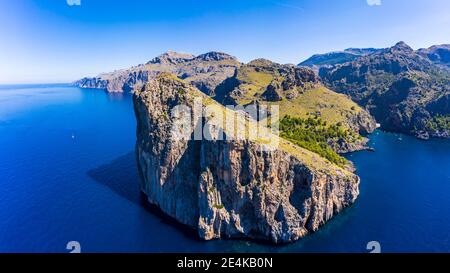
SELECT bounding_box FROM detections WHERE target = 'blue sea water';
[0,85,449,253]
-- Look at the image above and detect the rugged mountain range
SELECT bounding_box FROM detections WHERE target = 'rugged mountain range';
[299,44,450,70]
[75,51,240,96]
[77,43,449,139]
[77,51,377,153]
[314,42,449,139]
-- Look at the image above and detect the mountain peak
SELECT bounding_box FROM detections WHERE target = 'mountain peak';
[427,44,450,50]
[194,51,237,62]
[417,44,450,68]
[344,48,381,55]
[247,58,276,67]
[391,41,414,52]
[147,51,195,65]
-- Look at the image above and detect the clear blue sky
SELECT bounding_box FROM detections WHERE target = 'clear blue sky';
[1,0,449,84]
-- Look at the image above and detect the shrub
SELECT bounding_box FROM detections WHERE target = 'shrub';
[279,115,354,167]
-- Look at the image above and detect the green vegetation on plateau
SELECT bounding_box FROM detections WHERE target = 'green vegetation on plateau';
[222,59,374,134]
[279,115,360,167]
[426,114,450,132]
[272,86,365,126]
[217,58,376,166]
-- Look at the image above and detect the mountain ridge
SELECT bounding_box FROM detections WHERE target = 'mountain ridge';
[75,50,240,95]
[75,43,449,139]
[417,44,450,68]
[298,47,382,70]
[318,41,449,139]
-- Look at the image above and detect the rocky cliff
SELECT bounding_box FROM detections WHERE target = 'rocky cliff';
[75,51,240,95]
[133,73,359,243]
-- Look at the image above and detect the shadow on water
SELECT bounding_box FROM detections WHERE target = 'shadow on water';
[86,152,200,241]
[86,151,360,251]
[87,152,140,204]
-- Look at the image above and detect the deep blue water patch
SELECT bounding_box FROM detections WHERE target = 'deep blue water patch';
[0,85,449,252]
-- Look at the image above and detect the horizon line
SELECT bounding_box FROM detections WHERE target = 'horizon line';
[1,41,448,85]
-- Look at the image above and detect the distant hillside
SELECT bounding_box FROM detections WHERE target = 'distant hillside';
[418,44,450,68]
[298,48,381,70]
[319,42,450,139]
[74,51,241,96]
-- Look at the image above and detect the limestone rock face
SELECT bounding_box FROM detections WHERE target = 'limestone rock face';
[133,74,360,243]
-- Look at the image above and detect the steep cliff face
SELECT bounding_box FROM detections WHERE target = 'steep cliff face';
[133,74,359,243]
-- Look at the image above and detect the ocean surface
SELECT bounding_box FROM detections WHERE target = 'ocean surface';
[0,84,449,253]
